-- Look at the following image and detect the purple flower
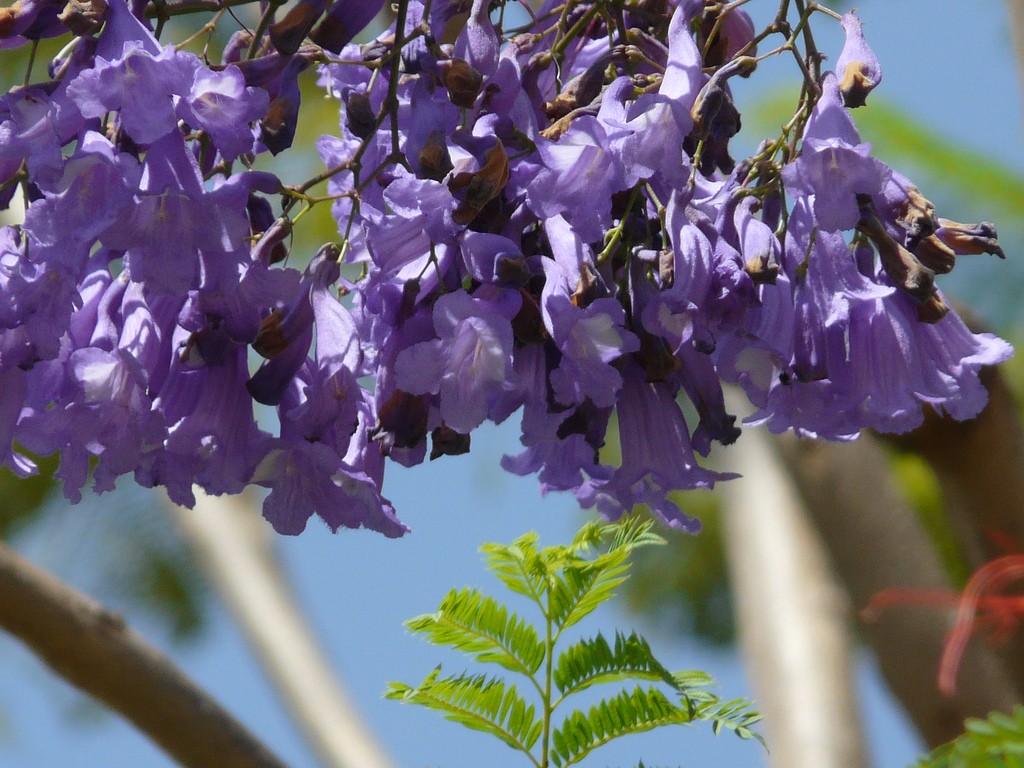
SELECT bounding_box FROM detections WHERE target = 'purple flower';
[527,119,622,243]
[394,288,518,434]
[541,216,639,408]
[597,77,690,189]
[0,85,69,183]
[0,226,79,367]
[67,41,193,144]
[578,362,732,532]
[100,132,251,295]
[177,64,268,161]
[23,131,139,270]
[137,328,265,508]
[254,435,406,536]
[782,73,889,232]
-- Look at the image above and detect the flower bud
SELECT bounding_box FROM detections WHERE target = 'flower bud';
[913,234,956,275]
[700,6,756,68]
[309,0,384,54]
[836,12,882,107]
[260,57,308,155]
[440,57,483,109]
[543,53,612,120]
[858,199,935,301]
[269,0,329,56]
[935,218,1005,259]
[448,139,509,225]
[430,425,470,460]
[372,390,429,453]
[58,0,105,36]
[344,90,376,140]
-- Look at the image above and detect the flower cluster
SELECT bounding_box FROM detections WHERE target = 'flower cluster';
[0,0,1011,535]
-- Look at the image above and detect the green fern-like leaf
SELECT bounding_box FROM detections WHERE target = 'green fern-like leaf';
[913,706,1024,768]
[549,520,664,633]
[551,686,694,767]
[405,587,545,676]
[603,517,667,553]
[480,531,548,604]
[552,631,678,701]
[549,553,631,632]
[385,668,543,755]
[694,695,766,746]
[388,518,761,765]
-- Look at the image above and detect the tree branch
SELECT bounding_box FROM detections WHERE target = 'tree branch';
[173,490,395,768]
[778,431,1022,747]
[718,391,869,768]
[883,365,1024,700]
[0,539,290,768]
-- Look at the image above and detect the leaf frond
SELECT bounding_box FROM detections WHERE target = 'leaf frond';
[550,686,693,767]
[480,532,548,605]
[553,631,678,702]
[385,668,543,757]
[693,695,765,747]
[549,518,665,633]
[913,705,1024,768]
[405,587,545,676]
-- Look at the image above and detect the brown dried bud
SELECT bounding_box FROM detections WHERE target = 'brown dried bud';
[253,309,288,358]
[570,262,602,308]
[269,0,327,56]
[418,129,453,182]
[430,425,471,460]
[858,202,935,301]
[935,218,1005,259]
[59,0,106,36]
[744,251,780,285]
[690,58,753,142]
[511,289,546,345]
[494,254,531,287]
[344,91,376,140]
[636,332,680,383]
[700,7,757,69]
[442,58,483,109]
[913,234,956,275]
[658,248,674,288]
[543,55,611,120]
[449,140,509,225]
[916,292,950,324]
[896,184,937,245]
[372,390,429,453]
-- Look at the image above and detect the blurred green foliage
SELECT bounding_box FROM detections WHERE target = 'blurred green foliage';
[0,452,58,539]
[913,706,1024,768]
[625,492,735,646]
[601,415,736,646]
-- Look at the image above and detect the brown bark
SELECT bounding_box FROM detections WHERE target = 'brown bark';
[0,540,290,768]
[777,432,1021,748]
[886,366,1024,698]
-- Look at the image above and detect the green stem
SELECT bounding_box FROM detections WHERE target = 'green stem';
[541,590,555,768]
[23,40,38,87]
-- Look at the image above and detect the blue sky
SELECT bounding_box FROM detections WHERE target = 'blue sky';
[1,2,1021,767]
